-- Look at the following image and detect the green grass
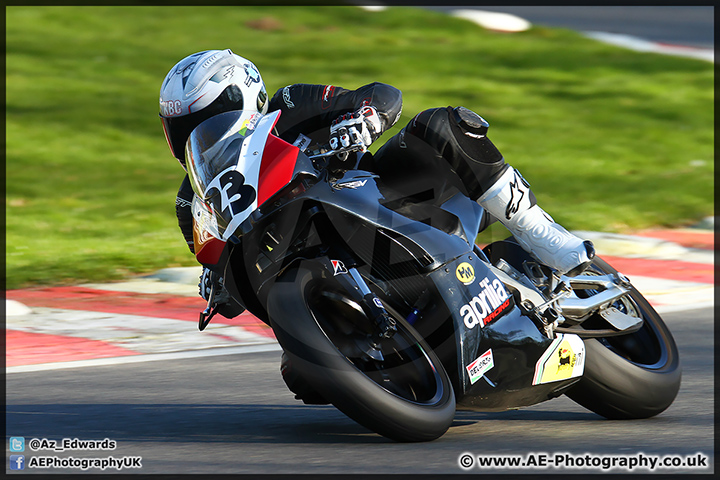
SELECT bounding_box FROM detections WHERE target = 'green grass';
[6,6,714,289]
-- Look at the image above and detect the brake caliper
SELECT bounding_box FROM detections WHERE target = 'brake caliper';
[363,293,397,340]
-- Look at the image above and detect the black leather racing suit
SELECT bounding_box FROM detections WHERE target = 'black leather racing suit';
[176,82,509,256]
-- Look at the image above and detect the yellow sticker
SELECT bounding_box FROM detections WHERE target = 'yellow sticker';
[456,262,475,285]
[533,334,585,385]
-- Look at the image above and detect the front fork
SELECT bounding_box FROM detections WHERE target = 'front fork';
[347,267,397,341]
[326,256,397,343]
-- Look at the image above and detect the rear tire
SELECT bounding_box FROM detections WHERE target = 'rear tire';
[267,264,455,442]
[564,257,682,419]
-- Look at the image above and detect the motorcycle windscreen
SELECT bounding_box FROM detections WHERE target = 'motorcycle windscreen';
[186,110,293,241]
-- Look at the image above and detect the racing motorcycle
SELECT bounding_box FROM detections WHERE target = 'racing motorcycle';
[185,109,681,442]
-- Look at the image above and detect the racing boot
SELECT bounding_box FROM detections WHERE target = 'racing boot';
[476,166,595,276]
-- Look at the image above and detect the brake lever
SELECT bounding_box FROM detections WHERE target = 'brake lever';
[308,144,365,160]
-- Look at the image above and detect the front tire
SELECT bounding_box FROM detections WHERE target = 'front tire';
[267,263,455,442]
[564,257,682,419]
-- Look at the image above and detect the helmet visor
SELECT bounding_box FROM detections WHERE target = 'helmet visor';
[161,84,245,165]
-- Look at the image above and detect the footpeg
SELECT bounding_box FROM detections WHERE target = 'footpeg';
[199,282,218,331]
[599,306,643,332]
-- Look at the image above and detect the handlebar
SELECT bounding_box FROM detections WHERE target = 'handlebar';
[307,143,366,160]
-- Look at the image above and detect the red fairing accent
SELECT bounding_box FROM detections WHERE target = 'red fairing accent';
[258,135,300,205]
[197,237,226,265]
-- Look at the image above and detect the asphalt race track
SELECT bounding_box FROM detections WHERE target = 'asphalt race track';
[427,6,714,49]
[6,306,714,475]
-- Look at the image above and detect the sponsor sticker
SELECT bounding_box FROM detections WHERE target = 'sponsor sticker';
[331,260,348,276]
[160,99,183,117]
[460,277,511,329]
[237,114,260,136]
[243,63,261,87]
[456,262,475,285]
[335,179,368,189]
[532,334,585,385]
[292,133,312,152]
[466,348,494,384]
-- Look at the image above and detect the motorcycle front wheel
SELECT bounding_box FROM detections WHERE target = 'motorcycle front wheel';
[266,263,455,442]
[564,257,682,419]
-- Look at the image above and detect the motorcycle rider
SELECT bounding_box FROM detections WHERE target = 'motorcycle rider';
[159,49,594,317]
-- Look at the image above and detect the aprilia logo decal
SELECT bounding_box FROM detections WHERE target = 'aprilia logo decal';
[460,277,510,329]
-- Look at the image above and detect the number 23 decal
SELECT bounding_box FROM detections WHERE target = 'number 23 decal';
[206,169,257,217]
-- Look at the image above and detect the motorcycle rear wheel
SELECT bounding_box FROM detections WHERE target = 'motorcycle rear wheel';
[564,257,682,419]
[267,263,456,442]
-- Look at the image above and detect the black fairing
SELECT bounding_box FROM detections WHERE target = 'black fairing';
[225,162,581,409]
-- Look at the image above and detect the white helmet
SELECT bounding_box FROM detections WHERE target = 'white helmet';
[159,49,269,167]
